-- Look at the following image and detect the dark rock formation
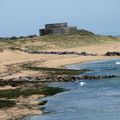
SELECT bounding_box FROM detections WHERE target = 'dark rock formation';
[105,52,120,56]
[1,75,116,87]
[24,50,98,56]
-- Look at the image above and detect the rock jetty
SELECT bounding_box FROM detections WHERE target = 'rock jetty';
[24,50,98,56]
[105,52,120,56]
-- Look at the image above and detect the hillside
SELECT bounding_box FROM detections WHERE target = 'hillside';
[0,31,120,51]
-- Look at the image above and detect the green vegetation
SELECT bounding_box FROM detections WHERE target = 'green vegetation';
[0,86,65,108]
[0,87,65,99]
[0,80,42,87]
[0,100,16,108]
[0,30,120,50]
[39,32,120,49]
[25,67,88,75]
[0,83,66,119]
[21,63,88,75]
[70,29,95,36]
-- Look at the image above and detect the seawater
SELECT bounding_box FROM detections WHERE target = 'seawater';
[24,59,120,120]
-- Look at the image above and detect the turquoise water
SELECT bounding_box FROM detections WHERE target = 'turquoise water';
[24,59,120,120]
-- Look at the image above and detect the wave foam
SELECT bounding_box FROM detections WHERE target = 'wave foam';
[115,61,120,65]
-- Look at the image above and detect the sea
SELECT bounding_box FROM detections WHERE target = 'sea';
[24,59,120,120]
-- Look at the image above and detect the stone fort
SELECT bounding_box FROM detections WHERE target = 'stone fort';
[39,22,77,36]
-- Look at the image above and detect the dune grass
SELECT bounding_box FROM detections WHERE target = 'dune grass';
[0,33,120,50]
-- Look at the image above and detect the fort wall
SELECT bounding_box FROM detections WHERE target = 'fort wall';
[39,23,77,36]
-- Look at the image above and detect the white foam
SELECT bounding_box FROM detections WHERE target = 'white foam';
[79,82,86,86]
[115,61,120,65]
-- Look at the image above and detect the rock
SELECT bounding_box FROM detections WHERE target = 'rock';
[105,52,120,56]
[24,50,97,56]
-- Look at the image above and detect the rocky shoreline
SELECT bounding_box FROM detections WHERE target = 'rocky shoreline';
[0,55,119,120]
[0,78,65,120]
[24,50,98,56]
[0,64,117,120]
[0,74,117,84]
[23,50,120,57]
[105,52,120,56]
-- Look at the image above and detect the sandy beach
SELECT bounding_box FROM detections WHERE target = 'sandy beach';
[0,94,44,120]
[0,42,119,79]
[1,0,120,119]
[0,42,120,120]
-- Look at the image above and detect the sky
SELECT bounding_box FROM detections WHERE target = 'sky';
[0,0,120,37]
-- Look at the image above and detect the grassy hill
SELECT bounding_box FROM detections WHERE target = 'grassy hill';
[0,30,120,51]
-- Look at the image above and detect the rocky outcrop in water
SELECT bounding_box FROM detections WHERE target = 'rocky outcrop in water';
[56,75,116,81]
[0,75,116,86]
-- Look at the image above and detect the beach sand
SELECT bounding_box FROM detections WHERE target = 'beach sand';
[0,42,120,120]
[0,42,120,79]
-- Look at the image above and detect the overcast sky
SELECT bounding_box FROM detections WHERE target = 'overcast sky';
[0,0,120,37]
